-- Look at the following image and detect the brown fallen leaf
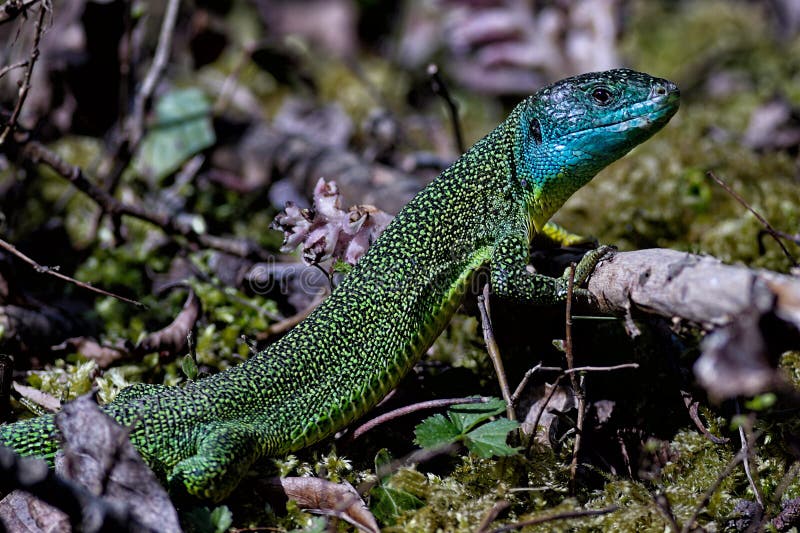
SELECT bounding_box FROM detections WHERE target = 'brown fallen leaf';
[134,287,201,359]
[264,476,380,533]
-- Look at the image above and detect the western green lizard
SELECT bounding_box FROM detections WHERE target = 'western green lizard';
[0,69,679,501]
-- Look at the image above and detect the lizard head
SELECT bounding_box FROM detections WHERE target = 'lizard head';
[514,68,680,232]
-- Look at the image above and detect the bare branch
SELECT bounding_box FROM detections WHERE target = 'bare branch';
[0,0,40,25]
[708,171,796,266]
[0,2,46,145]
[127,0,180,146]
[478,283,514,420]
[348,396,489,441]
[0,60,28,80]
[0,237,145,308]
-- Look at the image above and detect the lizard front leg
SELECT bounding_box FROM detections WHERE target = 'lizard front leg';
[490,231,612,304]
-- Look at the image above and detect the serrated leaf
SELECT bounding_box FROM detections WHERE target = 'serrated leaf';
[413,413,460,449]
[370,486,424,524]
[464,418,520,458]
[447,397,507,433]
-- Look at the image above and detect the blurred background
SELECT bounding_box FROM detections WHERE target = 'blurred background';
[1,1,800,531]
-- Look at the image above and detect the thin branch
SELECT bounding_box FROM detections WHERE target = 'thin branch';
[476,500,511,533]
[11,137,270,259]
[707,170,796,266]
[681,390,729,444]
[652,493,681,533]
[525,374,564,454]
[0,59,28,79]
[427,63,465,153]
[565,363,639,374]
[479,283,514,420]
[0,236,145,308]
[349,396,489,441]
[759,462,800,530]
[127,0,180,146]
[0,0,40,25]
[213,43,255,115]
[565,264,585,494]
[487,505,620,533]
[736,408,765,509]
[0,1,46,145]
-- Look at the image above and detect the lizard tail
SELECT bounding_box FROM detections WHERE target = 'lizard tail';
[0,414,59,463]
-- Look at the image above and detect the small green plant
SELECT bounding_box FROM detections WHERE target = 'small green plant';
[370,449,425,524]
[413,397,520,458]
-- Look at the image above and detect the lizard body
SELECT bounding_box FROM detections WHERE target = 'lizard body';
[0,69,679,501]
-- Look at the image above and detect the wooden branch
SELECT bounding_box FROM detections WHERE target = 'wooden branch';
[0,0,40,25]
[586,248,800,399]
[587,248,800,330]
[126,0,180,146]
[0,2,46,145]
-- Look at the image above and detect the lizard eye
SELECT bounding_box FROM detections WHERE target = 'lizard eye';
[529,119,542,144]
[591,87,613,105]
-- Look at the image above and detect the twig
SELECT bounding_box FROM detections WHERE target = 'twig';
[563,363,639,374]
[213,43,255,115]
[349,396,489,441]
[427,63,465,153]
[736,408,765,509]
[565,264,585,494]
[761,462,800,531]
[511,364,545,405]
[681,390,729,444]
[681,447,748,533]
[0,0,40,25]
[0,236,146,308]
[478,283,514,420]
[476,500,511,533]
[0,1,46,145]
[525,374,564,454]
[652,493,681,533]
[707,171,796,266]
[487,505,619,533]
[127,0,180,146]
[11,137,271,259]
[0,59,28,79]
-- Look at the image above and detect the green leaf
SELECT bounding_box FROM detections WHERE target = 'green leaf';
[370,486,424,524]
[374,448,393,483]
[447,397,506,433]
[413,413,460,449]
[182,354,198,380]
[331,259,353,274]
[135,88,215,181]
[744,393,777,411]
[209,505,233,533]
[182,505,232,533]
[464,418,520,458]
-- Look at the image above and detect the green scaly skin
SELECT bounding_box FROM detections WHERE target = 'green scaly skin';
[0,69,679,501]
